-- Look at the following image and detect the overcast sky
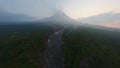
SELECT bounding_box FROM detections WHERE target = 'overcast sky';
[0,0,120,19]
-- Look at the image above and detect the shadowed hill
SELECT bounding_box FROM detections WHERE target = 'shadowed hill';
[0,10,35,23]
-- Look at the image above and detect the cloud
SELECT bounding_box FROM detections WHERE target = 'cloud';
[78,12,120,28]
[101,22,120,28]
[0,0,120,19]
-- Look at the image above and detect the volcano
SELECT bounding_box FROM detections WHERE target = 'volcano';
[40,10,74,25]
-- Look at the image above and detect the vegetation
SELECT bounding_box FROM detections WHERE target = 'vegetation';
[1,24,120,68]
[0,24,53,68]
[63,26,120,68]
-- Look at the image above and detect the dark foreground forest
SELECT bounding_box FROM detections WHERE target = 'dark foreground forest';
[0,24,120,68]
[0,24,54,68]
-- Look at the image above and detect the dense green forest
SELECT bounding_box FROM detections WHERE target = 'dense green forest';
[0,24,120,68]
[63,26,120,68]
[0,24,53,68]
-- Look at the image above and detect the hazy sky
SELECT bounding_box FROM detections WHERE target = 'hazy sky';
[0,0,120,19]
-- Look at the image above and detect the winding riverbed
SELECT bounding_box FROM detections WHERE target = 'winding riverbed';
[44,29,64,68]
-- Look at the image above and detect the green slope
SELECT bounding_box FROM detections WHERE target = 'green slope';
[0,25,53,68]
[63,26,120,68]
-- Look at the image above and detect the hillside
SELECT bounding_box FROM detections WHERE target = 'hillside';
[0,24,54,68]
[0,10,35,23]
[63,25,120,68]
[0,23,120,68]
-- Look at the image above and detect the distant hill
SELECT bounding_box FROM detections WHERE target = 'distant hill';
[77,12,120,28]
[0,10,36,23]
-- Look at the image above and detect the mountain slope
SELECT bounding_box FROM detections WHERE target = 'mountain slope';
[40,11,74,25]
[0,10,35,23]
